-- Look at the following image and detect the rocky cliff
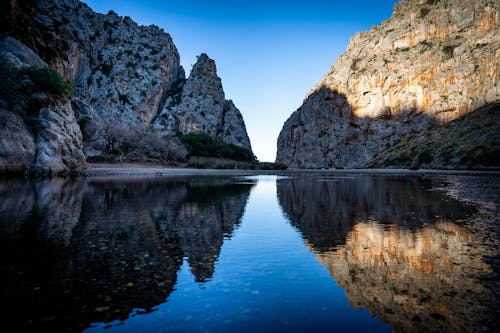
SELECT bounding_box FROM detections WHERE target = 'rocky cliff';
[0,36,87,175]
[153,53,252,151]
[0,0,252,173]
[277,0,499,169]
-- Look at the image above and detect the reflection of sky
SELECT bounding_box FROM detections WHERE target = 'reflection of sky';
[84,0,399,162]
[85,176,390,332]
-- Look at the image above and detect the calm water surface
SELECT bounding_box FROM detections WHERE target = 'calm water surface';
[0,173,498,332]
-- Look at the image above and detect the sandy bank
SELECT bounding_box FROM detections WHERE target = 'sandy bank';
[81,163,500,178]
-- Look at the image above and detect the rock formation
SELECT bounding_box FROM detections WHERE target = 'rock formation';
[277,0,499,168]
[153,53,252,151]
[0,36,87,175]
[367,102,500,169]
[1,0,253,172]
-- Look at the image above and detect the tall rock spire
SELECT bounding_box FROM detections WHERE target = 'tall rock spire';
[154,53,253,152]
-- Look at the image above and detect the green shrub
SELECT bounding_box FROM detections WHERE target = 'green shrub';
[20,66,73,97]
[420,7,430,18]
[1,56,74,114]
[166,93,181,108]
[0,55,18,100]
[180,132,256,162]
[442,45,456,60]
[257,162,288,170]
[417,149,432,164]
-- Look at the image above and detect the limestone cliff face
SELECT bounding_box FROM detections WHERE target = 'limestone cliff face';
[20,0,185,159]
[277,0,499,168]
[0,36,87,175]
[153,54,252,151]
[1,0,252,164]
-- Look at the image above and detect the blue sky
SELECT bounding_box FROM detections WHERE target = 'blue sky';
[84,1,399,162]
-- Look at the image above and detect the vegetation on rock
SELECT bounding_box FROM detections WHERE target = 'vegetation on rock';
[180,132,256,162]
[0,55,73,112]
[367,103,500,170]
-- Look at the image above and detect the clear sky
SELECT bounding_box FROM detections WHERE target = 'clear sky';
[84,0,399,162]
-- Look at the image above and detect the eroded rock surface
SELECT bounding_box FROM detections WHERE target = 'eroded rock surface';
[1,0,253,165]
[277,0,499,168]
[153,54,252,151]
[0,36,87,175]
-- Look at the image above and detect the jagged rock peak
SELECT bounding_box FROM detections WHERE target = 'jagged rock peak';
[153,53,253,152]
[191,53,217,77]
[276,0,499,169]
[2,0,253,165]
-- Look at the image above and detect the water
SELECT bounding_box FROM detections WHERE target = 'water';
[0,173,498,332]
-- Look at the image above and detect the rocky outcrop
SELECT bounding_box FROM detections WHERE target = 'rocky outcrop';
[277,0,499,168]
[0,36,87,175]
[0,108,37,173]
[20,0,186,159]
[153,53,252,151]
[1,0,253,165]
[367,102,500,169]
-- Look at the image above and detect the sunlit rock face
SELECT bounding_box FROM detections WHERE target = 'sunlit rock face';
[277,174,498,332]
[0,177,253,331]
[277,0,499,168]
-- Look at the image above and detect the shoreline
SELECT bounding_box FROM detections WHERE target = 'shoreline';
[80,162,500,178]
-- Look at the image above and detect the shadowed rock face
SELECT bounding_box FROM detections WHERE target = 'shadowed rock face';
[1,0,253,162]
[153,53,253,151]
[277,174,499,332]
[0,176,254,332]
[277,0,499,168]
[0,36,87,175]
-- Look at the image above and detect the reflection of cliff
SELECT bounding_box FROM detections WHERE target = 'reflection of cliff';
[277,175,474,251]
[161,180,254,282]
[277,175,497,332]
[0,177,253,332]
[314,221,497,333]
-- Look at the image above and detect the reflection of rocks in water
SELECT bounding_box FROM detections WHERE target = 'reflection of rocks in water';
[160,180,253,282]
[277,175,474,251]
[277,175,497,333]
[0,177,253,332]
[0,177,85,245]
[314,221,497,333]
